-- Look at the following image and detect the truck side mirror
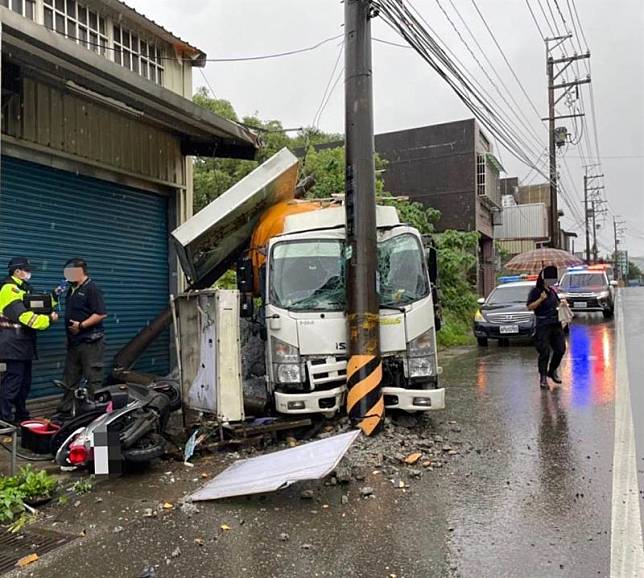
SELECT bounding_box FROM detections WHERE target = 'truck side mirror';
[236,256,253,294]
[240,294,254,319]
[427,246,439,285]
[477,297,485,305]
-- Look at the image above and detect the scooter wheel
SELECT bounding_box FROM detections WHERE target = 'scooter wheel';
[123,433,165,463]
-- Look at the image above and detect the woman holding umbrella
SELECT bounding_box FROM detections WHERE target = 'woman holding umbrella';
[527,265,566,389]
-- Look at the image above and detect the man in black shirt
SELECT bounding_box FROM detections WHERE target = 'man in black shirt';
[527,266,566,389]
[57,258,107,413]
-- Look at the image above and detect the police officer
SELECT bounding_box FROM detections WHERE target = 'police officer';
[57,258,107,414]
[0,257,58,424]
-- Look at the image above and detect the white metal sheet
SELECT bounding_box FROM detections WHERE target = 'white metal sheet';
[171,148,299,284]
[189,430,360,501]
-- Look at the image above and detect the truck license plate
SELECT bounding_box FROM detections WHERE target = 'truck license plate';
[574,302,587,308]
[500,325,519,334]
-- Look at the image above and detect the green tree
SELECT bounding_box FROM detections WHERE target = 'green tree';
[628,260,642,280]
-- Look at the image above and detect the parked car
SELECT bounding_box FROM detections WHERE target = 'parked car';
[473,276,537,346]
[557,265,617,319]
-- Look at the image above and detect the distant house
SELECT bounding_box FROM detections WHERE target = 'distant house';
[0,1,258,397]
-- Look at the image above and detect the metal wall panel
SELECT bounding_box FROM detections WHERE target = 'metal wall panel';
[494,203,548,240]
[0,156,170,398]
[497,239,539,256]
[2,75,186,188]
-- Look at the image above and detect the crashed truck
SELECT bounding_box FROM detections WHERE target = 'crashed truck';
[170,148,445,420]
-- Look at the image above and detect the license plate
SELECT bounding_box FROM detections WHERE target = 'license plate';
[574,302,587,308]
[499,325,519,334]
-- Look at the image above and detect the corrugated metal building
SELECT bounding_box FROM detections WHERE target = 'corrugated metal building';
[0,3,258,397]
[494,203,548,241]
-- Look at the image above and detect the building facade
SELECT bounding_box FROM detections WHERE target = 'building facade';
[374,119,503,296]
[0,2,258,397]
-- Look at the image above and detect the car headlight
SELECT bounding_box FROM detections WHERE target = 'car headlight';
[598,290,610,298]
[408,356,435,378]
[277,363,302,384]
[474,310,485,322]
[271,337,300,363]
[407,329,437,358]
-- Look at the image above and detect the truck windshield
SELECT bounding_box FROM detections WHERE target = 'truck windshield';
[269,234,429,311]
[270,240,345,311]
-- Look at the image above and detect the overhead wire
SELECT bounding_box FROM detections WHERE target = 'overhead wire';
[312,41,345,128]
[373,0,557,185]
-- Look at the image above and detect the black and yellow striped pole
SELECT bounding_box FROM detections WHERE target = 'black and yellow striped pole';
[344,0,384,436]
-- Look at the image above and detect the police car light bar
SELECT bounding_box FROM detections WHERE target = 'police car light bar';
[567,264,610,272]
[498,274,539,284]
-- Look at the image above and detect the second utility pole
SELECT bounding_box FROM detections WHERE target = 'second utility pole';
[344,0,384,436]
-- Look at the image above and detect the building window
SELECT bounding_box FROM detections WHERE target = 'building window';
[0,0,36,19]
[113,25,164,85]
[43,0,108,55]
[476,154,486,196]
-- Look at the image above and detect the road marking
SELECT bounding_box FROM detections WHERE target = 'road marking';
[611,293,644,577]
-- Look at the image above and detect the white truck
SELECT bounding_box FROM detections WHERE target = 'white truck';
[172,148,444,418]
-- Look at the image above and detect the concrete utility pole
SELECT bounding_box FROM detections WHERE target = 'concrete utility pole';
[344,0,384,436]
[583,173,604,263]
[544,37,590,248]
[613,217,627,280]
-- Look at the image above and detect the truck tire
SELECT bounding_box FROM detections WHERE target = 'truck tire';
[123,434,165,463]
[602,308,614,319]
[476,337,488,347]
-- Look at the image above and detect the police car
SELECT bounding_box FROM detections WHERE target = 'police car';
[473,275,537,346]
[557,264,617,319]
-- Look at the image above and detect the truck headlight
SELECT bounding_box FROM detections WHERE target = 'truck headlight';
[277,363,302,384]
[271,337,299,363]
[408,356,434,378]
[598,290,610,299]
[474,310,485,322]
[407,329,436,358]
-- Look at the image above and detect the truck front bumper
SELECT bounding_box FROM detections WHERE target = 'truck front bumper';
[274,385,346,415]
[382,386,445,411]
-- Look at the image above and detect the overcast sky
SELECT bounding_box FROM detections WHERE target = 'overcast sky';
[130,0,644,257]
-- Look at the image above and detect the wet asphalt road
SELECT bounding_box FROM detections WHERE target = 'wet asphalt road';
[16,290,642,578]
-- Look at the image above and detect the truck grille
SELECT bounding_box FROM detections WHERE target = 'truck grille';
[306,356,347,391]
[485,312,533,324]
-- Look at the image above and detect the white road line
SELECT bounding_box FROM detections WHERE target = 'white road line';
[611,293,644,577]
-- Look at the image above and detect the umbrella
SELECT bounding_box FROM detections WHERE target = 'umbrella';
[505,248,583,274]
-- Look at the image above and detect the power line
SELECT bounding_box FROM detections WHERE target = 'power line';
[43,28,344,62]
[525,0,546,40]
[312,42,345,128]
[469,0,544,124]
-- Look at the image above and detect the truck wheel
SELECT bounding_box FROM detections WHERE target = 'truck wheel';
[123,434,165,463]
[476,337,488,347]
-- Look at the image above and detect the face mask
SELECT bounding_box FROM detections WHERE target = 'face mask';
[64,267,84,284]
[545,279,556,288]
[22,272,32,282]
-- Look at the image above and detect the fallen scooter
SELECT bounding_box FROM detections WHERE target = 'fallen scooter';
[47,378,181,456]
[54,383,172,469]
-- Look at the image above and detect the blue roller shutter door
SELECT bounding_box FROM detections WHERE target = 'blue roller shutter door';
[0,156,170,398]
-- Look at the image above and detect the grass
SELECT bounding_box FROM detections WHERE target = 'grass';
[437,309,476,348]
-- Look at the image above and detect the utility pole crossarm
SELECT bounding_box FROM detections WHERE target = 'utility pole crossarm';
[551,78,591,90]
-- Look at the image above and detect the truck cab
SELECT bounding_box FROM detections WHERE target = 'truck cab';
[264,205,444,416]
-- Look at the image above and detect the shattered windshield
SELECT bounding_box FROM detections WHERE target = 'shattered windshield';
[377,234,429,307]
[269,241,345,311]
[269,233,429,311]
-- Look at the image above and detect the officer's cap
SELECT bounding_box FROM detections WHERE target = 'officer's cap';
[8,257,33,273]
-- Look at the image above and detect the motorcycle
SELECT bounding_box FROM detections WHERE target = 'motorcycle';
[55,383,172,469]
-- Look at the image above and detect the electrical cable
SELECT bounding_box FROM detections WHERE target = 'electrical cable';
[41,29,344,62]
[312,42,345,128]
[469,0,544,124]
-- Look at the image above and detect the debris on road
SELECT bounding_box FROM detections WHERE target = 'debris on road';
[359,486,374,498]
[189,430,360,501]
